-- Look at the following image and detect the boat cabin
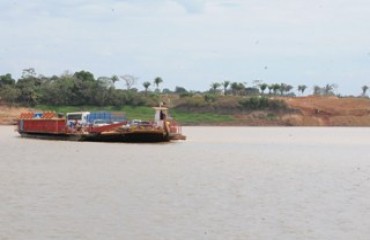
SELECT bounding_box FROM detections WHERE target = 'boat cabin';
[66,112,90,127]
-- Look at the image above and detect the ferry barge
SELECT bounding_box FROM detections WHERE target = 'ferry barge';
[17,107,186,142]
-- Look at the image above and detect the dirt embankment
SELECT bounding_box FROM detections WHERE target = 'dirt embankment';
[0,105,33,125]
[280,96,370,126]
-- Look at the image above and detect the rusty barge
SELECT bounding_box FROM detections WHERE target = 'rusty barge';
[17,107,186,142]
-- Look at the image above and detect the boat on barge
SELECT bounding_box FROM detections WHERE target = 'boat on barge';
[17,107,186,142]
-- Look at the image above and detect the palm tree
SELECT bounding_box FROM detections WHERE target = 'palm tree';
[279,83,287,95]
[313,85,322,95]
[210,82,221,95]
[230,82,238,96]
[362,85,369,96]
[272,84,281,95]
[324,84,337,95]
[259,83,268,95]
[154,77,163,91]
[222,81,230,95]
[267,84,274,94]
[143,81,151,95]
[284,84,293,95]
[230,82,245,96]
[278,83,293,95]
[111,75,119,85]
[297,85,307,95]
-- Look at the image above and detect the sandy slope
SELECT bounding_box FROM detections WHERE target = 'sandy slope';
[282,96,370,126]
[0,106,32,125]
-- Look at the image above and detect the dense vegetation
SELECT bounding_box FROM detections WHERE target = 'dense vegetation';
[1,69,369,119]
[0,69,286,108]
[0,70,160,107]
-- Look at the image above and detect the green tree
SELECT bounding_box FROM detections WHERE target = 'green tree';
[282,84,293,95]
[272,84,281,95]
[222,81,230,95]
[58,73,78,105]
[84,80,102,105]
[94,77,114,106]
[259,83,268,94]
[0,73,15,87]
[154,77,163,91]
[210,82,221,95]
[0,85,21,105]
[279,83,293,95]
[313,85,322,95]
[143,81,151,95]
[267,84,274,94]
[175,86,187,94]
[73,70,95,82]
[362,85,368,96]
[111,75,119,87]
[61,71,100,105]
[324,84,337,95]
[162,88,172,94]
[97,76,115,89]
[230,82,245,96]
[298,85,307,95]
[16,79,39,106]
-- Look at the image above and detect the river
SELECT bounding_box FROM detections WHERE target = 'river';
[1,126,370,240]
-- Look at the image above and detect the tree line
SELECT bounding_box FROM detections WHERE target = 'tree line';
[0,69,166,107]
[1,69,369,107]
[208,81,369,97]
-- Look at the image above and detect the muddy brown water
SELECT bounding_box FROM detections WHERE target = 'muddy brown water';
[1,126,370,240]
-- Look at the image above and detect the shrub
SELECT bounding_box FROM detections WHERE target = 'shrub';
[239,96,268,110]
[239,96,286,111]
[204,94,216,103]
[268,98,287,110]
[179,92,194,98]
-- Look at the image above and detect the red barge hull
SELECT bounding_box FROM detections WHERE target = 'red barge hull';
[17,118,185,143]
[19,118,67,134]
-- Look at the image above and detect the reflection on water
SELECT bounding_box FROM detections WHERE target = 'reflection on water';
[1,126,370,240]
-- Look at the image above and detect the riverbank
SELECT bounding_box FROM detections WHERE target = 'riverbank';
[2,96,370,126]
[0,105,33,125]
[281,96,370,126]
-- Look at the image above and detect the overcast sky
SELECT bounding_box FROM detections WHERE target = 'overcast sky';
[1,0,370,95]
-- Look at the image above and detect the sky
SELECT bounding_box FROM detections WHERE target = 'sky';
[1,0,370,95]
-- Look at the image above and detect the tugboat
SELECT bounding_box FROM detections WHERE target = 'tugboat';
[17,107,186,142]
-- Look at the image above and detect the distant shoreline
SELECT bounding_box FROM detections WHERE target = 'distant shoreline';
[2,96,370,126]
